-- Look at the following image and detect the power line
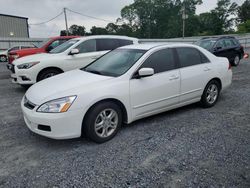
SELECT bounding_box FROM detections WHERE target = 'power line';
[66,8,114,23]
[29,11,63,26]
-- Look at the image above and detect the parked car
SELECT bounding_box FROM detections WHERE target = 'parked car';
[11,35,138,86]
[7,36,77,64]
[21,43,232,143]
[195,36,244,66]
[0,45,34,62]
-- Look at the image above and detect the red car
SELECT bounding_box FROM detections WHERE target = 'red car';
[7,36,78,64]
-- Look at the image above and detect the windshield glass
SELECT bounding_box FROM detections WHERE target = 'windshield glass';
[83,49,146,77]
[36,39,51,48]
[49,40,79,54]
[195,40,216,50]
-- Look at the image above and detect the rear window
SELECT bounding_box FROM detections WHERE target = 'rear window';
[176,47,203,68]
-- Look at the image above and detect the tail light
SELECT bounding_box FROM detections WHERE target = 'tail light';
[9,53,19,60]
[228,62,232,70]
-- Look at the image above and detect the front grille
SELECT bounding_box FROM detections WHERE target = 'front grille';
[24,97,36,110]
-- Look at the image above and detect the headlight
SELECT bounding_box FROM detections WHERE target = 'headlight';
[37,96,77,113]
[17,61,40,69]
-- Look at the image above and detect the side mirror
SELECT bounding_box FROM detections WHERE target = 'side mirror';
[69,48,79,55]
[135,68,154,79]
[46,46,53,52]
[214,46,222,51]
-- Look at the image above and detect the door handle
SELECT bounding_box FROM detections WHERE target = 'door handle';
[91,56,99,60]
[204,67,211,71]
[169,75,179,80]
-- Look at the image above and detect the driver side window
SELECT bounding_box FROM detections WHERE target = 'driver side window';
[140,48,176,74]
[215,40,226,49]
[75,39,97,53]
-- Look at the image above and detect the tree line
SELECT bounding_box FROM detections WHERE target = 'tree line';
[60,0,250,38]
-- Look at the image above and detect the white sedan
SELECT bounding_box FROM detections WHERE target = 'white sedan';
[21,43,232,143]
[11,35,138,86]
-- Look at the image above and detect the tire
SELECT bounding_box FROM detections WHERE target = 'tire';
[37,69,62,82]
[200,80,220,108]
[231,55,240,66]
[0,55,7,62]
[83,101,122,143]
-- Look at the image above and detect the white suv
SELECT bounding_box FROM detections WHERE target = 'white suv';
[11,35,138,86]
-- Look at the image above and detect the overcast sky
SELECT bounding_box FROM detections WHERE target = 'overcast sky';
[0,0,245,38]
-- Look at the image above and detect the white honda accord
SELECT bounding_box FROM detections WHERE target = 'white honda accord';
[21,43,232,143]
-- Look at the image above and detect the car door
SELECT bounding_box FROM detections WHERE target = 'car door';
[224,39,238,62]
[213,39,227,57]
[130,48,180,119]
[65,39,102,70]
[176,47,213,103]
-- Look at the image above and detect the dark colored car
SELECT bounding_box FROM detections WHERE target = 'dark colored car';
[195,36,244,66]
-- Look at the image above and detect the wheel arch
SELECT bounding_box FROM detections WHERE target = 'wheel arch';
[37,67,64,82]
[82,98,129,128]
[207,77,222,91]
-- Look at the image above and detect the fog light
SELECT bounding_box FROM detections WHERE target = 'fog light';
[20,76,31,81]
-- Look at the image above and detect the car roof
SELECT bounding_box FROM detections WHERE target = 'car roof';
[200,36,236,41]
[50,36,79,40]
[119,43,199,50]
[72,35,138,41]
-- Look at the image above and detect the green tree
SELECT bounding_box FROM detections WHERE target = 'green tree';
[90,26,109,35]
[69,25,86,36]
[238,19,250,33]
[238,0,250,23]
[120,0,202,38]
[212,0,238,32]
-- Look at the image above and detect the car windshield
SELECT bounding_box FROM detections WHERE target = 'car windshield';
[49,40,79,54]
[83,49,146,77]
[195,40,216,50]
[36,38,51,48]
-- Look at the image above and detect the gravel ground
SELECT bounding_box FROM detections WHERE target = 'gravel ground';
[0,51,250,188]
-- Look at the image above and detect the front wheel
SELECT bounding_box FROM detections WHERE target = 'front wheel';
[83,102,122,143]
[0,55,7,62]
[37,69,62,82]
[200,80,220,108]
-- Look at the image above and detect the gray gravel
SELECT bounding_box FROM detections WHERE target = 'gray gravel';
[0,51,250,188]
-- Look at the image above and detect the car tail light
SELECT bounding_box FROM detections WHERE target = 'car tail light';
[9,53,19,59]
[228,62,232,70]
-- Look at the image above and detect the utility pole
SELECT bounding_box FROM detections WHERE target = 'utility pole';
[181,2,188,39]
[63,7,69,36]
[182,4,185,39]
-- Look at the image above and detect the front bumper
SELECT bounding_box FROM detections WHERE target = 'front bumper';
[21,97,84,139]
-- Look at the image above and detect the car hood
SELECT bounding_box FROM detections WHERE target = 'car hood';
[25,69,113,105]
[13,53,62,65]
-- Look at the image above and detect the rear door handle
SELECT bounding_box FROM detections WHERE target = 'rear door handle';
[91,56,99,60]
[169,75,179,80]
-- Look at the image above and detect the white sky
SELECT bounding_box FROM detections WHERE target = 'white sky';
[0,0,245,38]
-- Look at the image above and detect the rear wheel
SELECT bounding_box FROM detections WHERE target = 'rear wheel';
[0,55,7,62]
[83,102,122,143]
[37,69,62,82]
[231,55,240,66]
[200,80,220,108]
